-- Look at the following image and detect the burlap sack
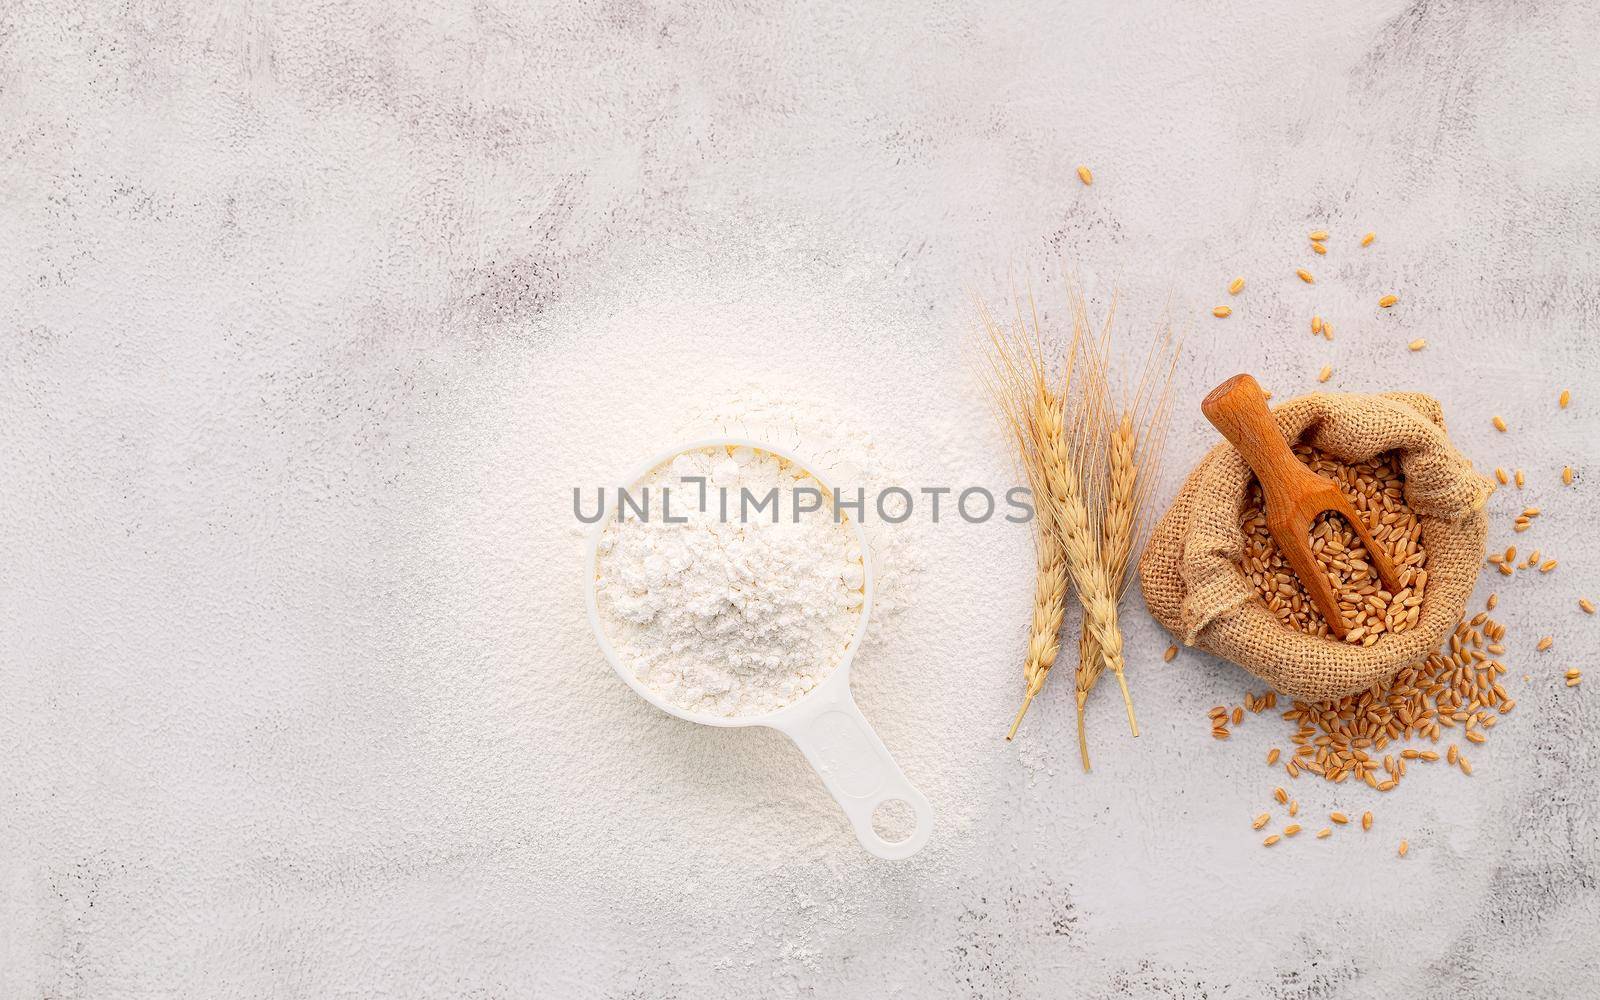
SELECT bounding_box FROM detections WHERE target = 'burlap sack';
[1139,391,1493,702]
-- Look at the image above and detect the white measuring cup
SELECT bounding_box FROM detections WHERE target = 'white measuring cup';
[582,437,933,860]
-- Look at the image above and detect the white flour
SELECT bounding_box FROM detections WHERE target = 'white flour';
[595,445,865,717]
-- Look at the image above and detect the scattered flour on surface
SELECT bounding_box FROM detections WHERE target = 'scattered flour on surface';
[595,445,865,717]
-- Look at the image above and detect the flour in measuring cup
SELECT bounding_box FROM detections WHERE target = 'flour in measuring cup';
[595,445,865,717]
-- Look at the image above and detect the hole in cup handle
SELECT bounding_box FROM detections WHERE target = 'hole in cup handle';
[773,690,934,860]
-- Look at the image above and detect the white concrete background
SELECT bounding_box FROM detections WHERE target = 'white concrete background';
[3,2,1599,997]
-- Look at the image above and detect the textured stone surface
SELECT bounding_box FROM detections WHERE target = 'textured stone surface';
[3,2,1598,997]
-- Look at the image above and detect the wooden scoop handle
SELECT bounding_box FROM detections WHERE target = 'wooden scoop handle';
[1200,374,1307,501]
[1202,373,1354,638]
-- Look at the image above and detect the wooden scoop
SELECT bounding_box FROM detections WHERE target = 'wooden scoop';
[1201,374,1403,640]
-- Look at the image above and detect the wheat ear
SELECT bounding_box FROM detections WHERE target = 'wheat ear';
[1035,373,1133,744]
[1007,436,1067,739]
[1074,319,1179,767]
[977,290,1077,739]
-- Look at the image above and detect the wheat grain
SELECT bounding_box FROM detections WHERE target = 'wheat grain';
[1229,277,1245,295]
[1560,389,1571,408]
[1493,415,1507,432]
[1379,294,1398,308]
[1077,165,1093,185]
[1239,447,1426,643]
[1263,597,1520,800]
[1297,269,1315,284]
[1361,232,1375,246]
[1213,306,1232,318]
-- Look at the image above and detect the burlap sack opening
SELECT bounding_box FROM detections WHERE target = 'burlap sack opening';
[1139,390,1493,702]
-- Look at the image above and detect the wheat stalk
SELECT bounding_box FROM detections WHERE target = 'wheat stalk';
[1076,410,1138,764]
[981,279,1175,746]
[1074,316,1179,768]
[985,281,1126,742]
[1041,396,1133,741]
[1007,425,1067,738]
[977,286,1083,739]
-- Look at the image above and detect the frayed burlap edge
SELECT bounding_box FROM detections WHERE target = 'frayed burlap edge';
[1138,390,1494,702]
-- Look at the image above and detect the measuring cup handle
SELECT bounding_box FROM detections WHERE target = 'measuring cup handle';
[772,689,934,860]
